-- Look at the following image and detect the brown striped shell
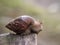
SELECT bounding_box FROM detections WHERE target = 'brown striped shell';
[5,15,42,35]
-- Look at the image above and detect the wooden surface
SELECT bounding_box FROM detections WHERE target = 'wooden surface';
[0,33,37,45]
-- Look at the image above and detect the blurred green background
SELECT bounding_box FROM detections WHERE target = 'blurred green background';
[0,0,60,45]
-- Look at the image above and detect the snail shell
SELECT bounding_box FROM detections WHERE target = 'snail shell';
[5,15,42,35]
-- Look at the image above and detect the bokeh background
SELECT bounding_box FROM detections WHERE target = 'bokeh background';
[0,0,60,45]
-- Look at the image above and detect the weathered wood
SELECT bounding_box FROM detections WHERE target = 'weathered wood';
[0,33,37,45]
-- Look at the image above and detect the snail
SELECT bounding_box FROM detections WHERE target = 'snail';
[5,15,43,35]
